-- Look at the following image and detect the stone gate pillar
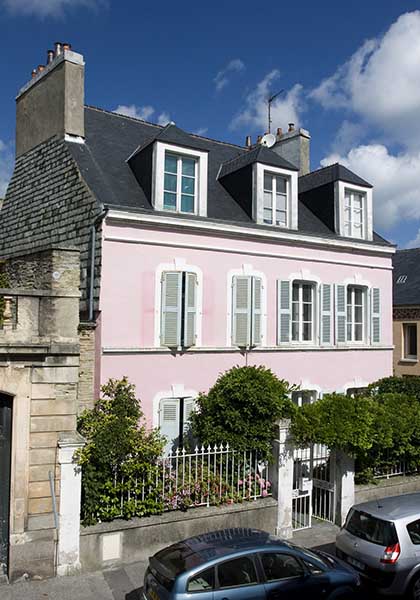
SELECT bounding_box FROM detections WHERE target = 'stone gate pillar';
[271,419,294,539]
[332,449,355,527]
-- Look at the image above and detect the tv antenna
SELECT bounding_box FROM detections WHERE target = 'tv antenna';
[267,89,284,133]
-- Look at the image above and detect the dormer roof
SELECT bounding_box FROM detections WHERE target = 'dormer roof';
[129,122,209,161]
[219,145,298,179]
[299,163,372,193]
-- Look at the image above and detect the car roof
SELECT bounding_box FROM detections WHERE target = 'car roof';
[353,493,420,521]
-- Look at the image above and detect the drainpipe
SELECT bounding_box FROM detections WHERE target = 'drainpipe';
[88,208,109,322]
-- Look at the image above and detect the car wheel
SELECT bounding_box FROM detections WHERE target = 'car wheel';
[326,587,355,600]
[410,575,420,600]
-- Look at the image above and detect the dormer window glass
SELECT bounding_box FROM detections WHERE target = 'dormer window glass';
[263,173,288,226]
[344,190,365,238]
[164,152,197,214]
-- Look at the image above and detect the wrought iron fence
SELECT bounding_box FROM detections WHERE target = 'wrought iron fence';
[373,459,420,480]
[108,444,271,520]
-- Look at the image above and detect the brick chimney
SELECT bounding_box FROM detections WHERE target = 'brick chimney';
[15,44,85,157]
[271,127,310,176]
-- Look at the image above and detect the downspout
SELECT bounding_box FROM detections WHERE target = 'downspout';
[88,208,109,322]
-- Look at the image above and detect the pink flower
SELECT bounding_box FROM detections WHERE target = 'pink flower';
[262,490,268,497]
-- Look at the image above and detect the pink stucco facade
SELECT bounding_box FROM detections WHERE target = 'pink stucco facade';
[98,216,394,428]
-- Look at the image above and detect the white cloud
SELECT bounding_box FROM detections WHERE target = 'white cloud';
[330,120,365,155]
[114,104,155,121]
[193,127,208,136]
[0,140,13,198]
[214,59,245,92]
[321,144,420,231]
[157,112,171,126]
[3,0,104,18]
[230,70,304,132]
[311,11,420,142]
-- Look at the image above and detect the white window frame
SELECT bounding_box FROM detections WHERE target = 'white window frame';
[226,265,267,347]
[346,285,367,344]
[291,281,316,344]
[334,181,373,241]
[152,384,198,428]
[253,163,298,229]
[402,322,418,361]
[163,152,198,214]
[291,389,318,407]
[152,141,208,217]
[262,171,289,227]
[154,259,203,347]
[343,189,365,239]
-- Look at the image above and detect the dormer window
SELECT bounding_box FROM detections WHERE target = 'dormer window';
[263,173,288,226]
[164,152,197,214]
[344,189,366,239]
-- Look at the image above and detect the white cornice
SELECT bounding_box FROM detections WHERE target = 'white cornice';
[105,209,395,257]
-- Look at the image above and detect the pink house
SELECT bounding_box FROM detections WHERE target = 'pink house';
[2,46,394,447]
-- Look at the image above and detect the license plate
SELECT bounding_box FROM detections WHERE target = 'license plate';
[346,556,365,571]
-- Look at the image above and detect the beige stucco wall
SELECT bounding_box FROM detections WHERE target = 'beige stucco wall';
[393,306,420,376]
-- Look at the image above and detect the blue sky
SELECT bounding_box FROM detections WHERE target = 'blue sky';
[1,0,420,247]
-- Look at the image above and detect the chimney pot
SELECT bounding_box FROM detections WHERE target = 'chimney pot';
[288,123,295,132]
[37,65,45,73]
[245,135,252,148]
[31,69,37,79]
[54,42,62,56]
[276,127,283,138]
[257,135,262,144]
[47,50,54,64]
[62,43,72,52]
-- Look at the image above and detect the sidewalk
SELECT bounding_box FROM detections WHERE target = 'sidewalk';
[2,521,339,600]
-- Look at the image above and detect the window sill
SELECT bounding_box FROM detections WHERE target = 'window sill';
[399,358,418,364]
[103,345,394,354]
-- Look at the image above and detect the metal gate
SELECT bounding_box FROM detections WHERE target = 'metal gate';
[0,394,13,578]
[292,444,335,530]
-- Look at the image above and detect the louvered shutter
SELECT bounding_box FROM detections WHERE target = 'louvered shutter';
[159,399,180,452]
[183,398,196,432]
[161,272,182,347]
[183,272,197,347]
[371,287,381,344]
[321,284,332,345]
[251,277,263,346]
[278,280,291,344]
[335,284,347,343]
[232,276,251,347]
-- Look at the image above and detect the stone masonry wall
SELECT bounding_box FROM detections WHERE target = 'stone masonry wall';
[78,323,96,414]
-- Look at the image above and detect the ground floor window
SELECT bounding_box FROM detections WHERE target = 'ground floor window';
[159,397,196,452]
[346,387,368,398]
[291,390,317,407]
[403,323,418,360]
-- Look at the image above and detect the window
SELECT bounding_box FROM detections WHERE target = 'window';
[231,276,263,347]
[345,509,398,547]
[263,172,288,226]
[163,152,197,214]
[346,387,368,398]
[397,275,407,284]
[344,190,365,238]
[218,556,258,588]
[292,282,314,342]
[161,271,197,348]
[403,323,417,360]
[260,553,304,581]
[407,519,420,545]
[159,397,196,452]
[291,390,317,407]
[187,568,214,592]
[346,286,365,342]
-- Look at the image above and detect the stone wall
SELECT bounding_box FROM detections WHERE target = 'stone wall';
[355,474,420,505]
[78,323,96,413]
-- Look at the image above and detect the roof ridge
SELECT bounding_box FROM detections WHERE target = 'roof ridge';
[299,162,339,179]
[84,104,247,151]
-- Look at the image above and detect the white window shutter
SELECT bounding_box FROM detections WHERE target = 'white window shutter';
[183,272,197,347]
[335,284,347,343]
[278,280,291,343]
[159,398,180,452]
[321,284,332,345]
[183,398,196,432]
[371,287,381,344]
[232,276,251,347]
[251,277,263,346]
[161,272,182,347]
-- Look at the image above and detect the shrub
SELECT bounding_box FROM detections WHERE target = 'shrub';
[77,377,165,526]
[368,375,420,399]
[190,365,294,460]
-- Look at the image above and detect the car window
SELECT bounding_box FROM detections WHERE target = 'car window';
[407,519,420,545]
[303,559,324,575]
[261,553,305,581]
[345,509,398,546]
[218,556,258,588]
[187,567,214,592]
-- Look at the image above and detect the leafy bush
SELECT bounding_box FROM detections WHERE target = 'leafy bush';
[77,378,165,526]
[368,376,420,399]
[190,365,294,460]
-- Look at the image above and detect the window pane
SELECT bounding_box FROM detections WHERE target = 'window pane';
[345,193,351,208]
[292,322,299,341]
[182,158,195,177]
[347,324,352,340]
[264,173,272,191]
[344,222,351,236]
[353,210,363,225]
[353,224,363,238]
[354,288,363,305]
[276,193,286,211]
[276,176,287,194]
[182,176,195,195]
[303,322,312,341]
[355,324,363,341]
[276,211,287,226]
[218,557,257,588]
[187,568,214,592]
[407,519,420,545]
[261,553,304,582]
[263,208,273,224]
[354,194,363,210]
[264,191,273,209]
[164,173,177,192]
[292,284,299,301]
[302,285,312,302]
[163,192,176,210]
[292,303,299,321]
[347,306,352,322]
[303,303,312,322]
[355,306,363,324]
[404,324,418,358]
[165,154,177,174]
[181,195,194,213]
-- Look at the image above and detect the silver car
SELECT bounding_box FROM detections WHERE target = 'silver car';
[336,493,420,598]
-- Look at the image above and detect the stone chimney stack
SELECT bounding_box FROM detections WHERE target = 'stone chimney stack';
[271,127,311,176]
[15,43,85,157]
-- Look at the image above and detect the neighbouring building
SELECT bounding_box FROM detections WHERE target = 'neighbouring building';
[0,44,395,570]
[392,248,420,375]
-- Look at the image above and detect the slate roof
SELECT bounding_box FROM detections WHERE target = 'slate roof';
[393,249,420,305]
[299,163,373,193]
[68,106,389,247]
[218,144,298,178]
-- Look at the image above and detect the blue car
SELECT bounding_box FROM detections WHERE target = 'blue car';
[143,528,360,599]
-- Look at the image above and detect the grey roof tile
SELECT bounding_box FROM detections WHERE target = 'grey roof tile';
[393,249,420,305]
